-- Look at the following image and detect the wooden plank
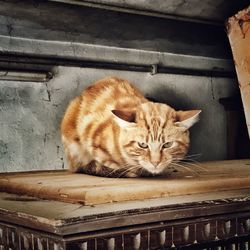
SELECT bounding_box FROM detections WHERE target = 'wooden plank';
[1,183,250,237]
[0,160,250,205]
[1,189,250,235]
[227,6,250,137]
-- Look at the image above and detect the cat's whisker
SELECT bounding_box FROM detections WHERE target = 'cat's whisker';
[184,153,202,159]
[181,159,207,172]
[172,161,205,174]
[184,162,207,172]
[106,168,120,177]
[117,165,141,178]
[173,156,197,161]
[170,162,199,176]
[182,156,201,163]
[172,154,202,163]
[106,164,138,177]
[118,168,137,178]
[139,167,144,176]
[172,157,207,172]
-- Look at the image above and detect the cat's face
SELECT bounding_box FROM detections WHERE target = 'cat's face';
[112,102,201,175]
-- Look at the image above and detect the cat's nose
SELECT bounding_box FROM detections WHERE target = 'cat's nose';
[152,161,160,168]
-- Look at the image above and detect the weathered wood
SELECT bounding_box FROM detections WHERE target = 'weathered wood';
[1,189,250,235]
[227,5,250,138]
[1,160,250,205]
[1,190,250,247]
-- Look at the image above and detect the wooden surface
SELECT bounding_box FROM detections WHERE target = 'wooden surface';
[1,189,250,234]
[227,6,250,138]
[1,160,250,205]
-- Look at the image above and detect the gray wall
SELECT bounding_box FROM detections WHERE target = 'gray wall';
[0,1,242,172]
[0,66,238,172]
[0,1,231,59]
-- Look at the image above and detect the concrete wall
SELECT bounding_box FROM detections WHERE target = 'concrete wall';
[0,1,243,172]
[0,1,232,59]
[0,66,239,172]
[53,0,249,23]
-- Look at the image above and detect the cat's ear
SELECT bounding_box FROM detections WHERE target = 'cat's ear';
[175,110,201,129]
[111,110,136,128]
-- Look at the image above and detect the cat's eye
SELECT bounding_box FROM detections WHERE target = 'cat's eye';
[138,142,148,148]
[163,141,174,149]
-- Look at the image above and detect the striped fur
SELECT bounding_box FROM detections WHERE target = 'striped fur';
[61,77,201,177]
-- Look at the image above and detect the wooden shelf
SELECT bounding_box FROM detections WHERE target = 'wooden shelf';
[1,160,250,205]
[1,160,250,248]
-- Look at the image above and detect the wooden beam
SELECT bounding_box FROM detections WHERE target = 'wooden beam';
[1,160,250,205]
[227,5,250,138]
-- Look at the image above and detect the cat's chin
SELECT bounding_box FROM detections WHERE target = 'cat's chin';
[139,168,164,177]
[147,169,164,175]
[140,165,165,175]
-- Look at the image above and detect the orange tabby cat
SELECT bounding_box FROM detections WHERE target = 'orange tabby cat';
[61,77,201,177]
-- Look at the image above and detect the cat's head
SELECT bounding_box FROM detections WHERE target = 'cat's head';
[112,102,201,175]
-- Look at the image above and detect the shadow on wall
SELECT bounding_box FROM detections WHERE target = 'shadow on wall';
[146,86,192,110]
[52,67,240,162]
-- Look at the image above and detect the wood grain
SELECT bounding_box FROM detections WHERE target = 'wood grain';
[227,6,250,137]
[0,160,250,205]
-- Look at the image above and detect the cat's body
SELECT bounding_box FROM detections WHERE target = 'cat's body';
[61,77,201,177]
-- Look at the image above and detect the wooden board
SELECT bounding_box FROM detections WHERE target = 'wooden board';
[1,160,250,205]
[227,6,250,138]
